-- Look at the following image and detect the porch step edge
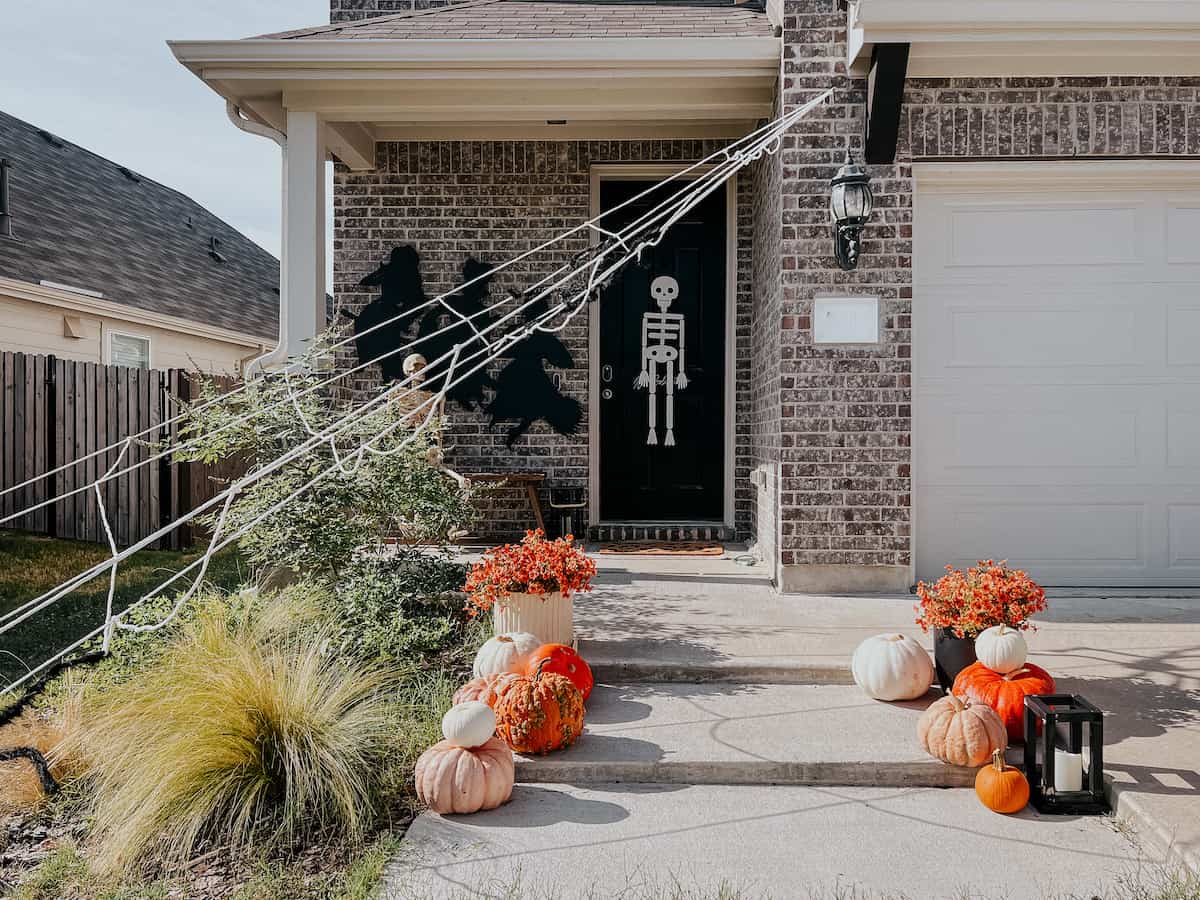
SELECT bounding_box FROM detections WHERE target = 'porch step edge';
[589,660,856,685]
[514,759,976,788]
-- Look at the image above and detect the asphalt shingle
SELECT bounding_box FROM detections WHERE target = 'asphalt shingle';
[256,0,774,41]
[0,110,280,341]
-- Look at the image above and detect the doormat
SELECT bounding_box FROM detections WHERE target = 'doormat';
[596,541,725,556]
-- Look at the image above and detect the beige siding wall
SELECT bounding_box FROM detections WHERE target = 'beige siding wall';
[0,292,268,375]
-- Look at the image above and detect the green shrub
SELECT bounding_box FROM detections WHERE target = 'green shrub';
[67,594,398,873]
[172,333,477,578]
[325,553,469,666]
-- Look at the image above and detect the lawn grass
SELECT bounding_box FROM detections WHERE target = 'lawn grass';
[0,530,245,690]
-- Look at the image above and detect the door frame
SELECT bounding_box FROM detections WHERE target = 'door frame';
[587,164,738,528]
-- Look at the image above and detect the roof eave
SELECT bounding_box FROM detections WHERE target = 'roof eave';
[170,35,782,144]
[850,0,1200,77]
[169,36,782,71]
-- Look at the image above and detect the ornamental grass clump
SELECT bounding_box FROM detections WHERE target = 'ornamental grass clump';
[68,596,396,873]
[915,559,1047,639]
[462,529,597,616]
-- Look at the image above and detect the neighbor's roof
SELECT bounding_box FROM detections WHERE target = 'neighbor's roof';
[0,110,279,341]
[256,0,775,41]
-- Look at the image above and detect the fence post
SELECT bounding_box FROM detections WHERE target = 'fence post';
[45,354,56,538]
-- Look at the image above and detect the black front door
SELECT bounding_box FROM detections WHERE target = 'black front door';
[598,178,727,522]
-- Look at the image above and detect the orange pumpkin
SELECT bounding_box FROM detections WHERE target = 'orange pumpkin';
[452,672,523,709]
[975,748,1030,814]
[525,644,594,701]
[494,659,585,755]
[953,662,1055,742]
[414,737,514,815]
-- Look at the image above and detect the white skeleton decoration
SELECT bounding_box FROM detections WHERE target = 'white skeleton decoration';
[633,276,689,446]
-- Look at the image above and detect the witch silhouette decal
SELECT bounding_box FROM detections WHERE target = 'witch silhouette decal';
[343,245,426,382]
[413,257,496,411]
[485,297,583,448]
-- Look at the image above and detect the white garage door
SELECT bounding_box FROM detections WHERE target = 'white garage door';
[914,164,1200,587]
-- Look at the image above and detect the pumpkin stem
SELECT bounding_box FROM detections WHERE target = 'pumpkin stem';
[947,694,965,711]
[497,635,514,645]
[991,748,1006,772]
[532,657,552,682]
[1003,667,1030,681]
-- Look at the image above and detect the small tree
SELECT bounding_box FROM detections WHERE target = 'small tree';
[173,334,475,579]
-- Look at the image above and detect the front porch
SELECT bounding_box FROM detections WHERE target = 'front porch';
[171,3,786,559]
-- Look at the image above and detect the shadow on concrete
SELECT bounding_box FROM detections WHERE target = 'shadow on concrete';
[564,731,668,763]
[448,785,630,828]
[582,685,653,725]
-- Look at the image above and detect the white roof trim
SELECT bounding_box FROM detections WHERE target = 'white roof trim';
[170,37,782,70]
[0,276,271,349]
[850,0,1200,77]
[170,35,781,146]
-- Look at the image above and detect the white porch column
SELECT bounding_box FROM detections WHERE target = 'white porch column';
[279,109,326,361]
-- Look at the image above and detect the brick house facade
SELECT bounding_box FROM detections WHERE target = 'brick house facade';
[176,0,1200,591]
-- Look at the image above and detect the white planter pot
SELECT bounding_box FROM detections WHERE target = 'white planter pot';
[492,591,573,646]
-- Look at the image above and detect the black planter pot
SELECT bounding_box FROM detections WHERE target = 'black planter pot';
[934,628,977,694]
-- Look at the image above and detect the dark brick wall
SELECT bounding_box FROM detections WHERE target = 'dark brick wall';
[748,90,784,577]
[334,140,755,540]
[777,0,912,580]
[902,77,1200,159]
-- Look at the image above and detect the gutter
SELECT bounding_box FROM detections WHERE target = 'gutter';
[225,102,290,377]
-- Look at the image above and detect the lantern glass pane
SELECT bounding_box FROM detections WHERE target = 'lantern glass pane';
[843,185,866,220]
[829,183,846,220]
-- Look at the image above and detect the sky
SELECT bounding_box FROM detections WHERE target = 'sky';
[0,0,333,288]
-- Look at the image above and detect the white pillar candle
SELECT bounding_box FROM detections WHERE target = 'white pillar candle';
[1054,747,1084,792]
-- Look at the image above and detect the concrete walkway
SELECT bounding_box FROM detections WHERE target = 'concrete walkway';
[394,550,1200,895]
[389,784,1159,899]
[577,553,1200,873]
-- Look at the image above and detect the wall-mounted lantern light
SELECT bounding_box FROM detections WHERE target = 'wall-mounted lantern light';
[830,152,873,271]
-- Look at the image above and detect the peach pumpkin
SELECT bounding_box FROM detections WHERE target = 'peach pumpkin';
[917,693,1008,767]
[452,672,523,709]
[414,737,514,815]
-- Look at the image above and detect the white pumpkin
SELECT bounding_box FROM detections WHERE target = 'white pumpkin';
[974,624,1028,675]
[472,632,540,678]
[851,633,934,701]
[442,701,497,749]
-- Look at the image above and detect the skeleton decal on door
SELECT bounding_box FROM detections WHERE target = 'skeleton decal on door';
[633,276,689,447]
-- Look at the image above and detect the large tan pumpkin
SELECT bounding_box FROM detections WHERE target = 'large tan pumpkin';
[917,694,1008,767]
[413,737,514,815]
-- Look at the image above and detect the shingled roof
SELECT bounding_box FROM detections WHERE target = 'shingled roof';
[257,0,774,41]
[0,110,279,340]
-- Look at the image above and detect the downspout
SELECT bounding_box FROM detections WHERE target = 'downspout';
[225,102,290,377]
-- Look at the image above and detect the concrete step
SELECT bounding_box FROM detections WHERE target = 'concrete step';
[515,682,984,788]
[588,658,855,685]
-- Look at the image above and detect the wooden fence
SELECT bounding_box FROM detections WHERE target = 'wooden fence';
[0,352,242,549]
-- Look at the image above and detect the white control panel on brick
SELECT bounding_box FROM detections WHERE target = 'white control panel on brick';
[813,295,880,345]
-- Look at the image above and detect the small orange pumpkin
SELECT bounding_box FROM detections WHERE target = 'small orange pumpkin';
[525,644,594,701]
[953,662,1055,742]
[975,748,1030,814]
[494,659,585,755]
[452,672,523,709]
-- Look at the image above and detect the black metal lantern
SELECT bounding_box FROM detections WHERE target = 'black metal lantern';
[1023,694,1108,815]
[829,152,873,271]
